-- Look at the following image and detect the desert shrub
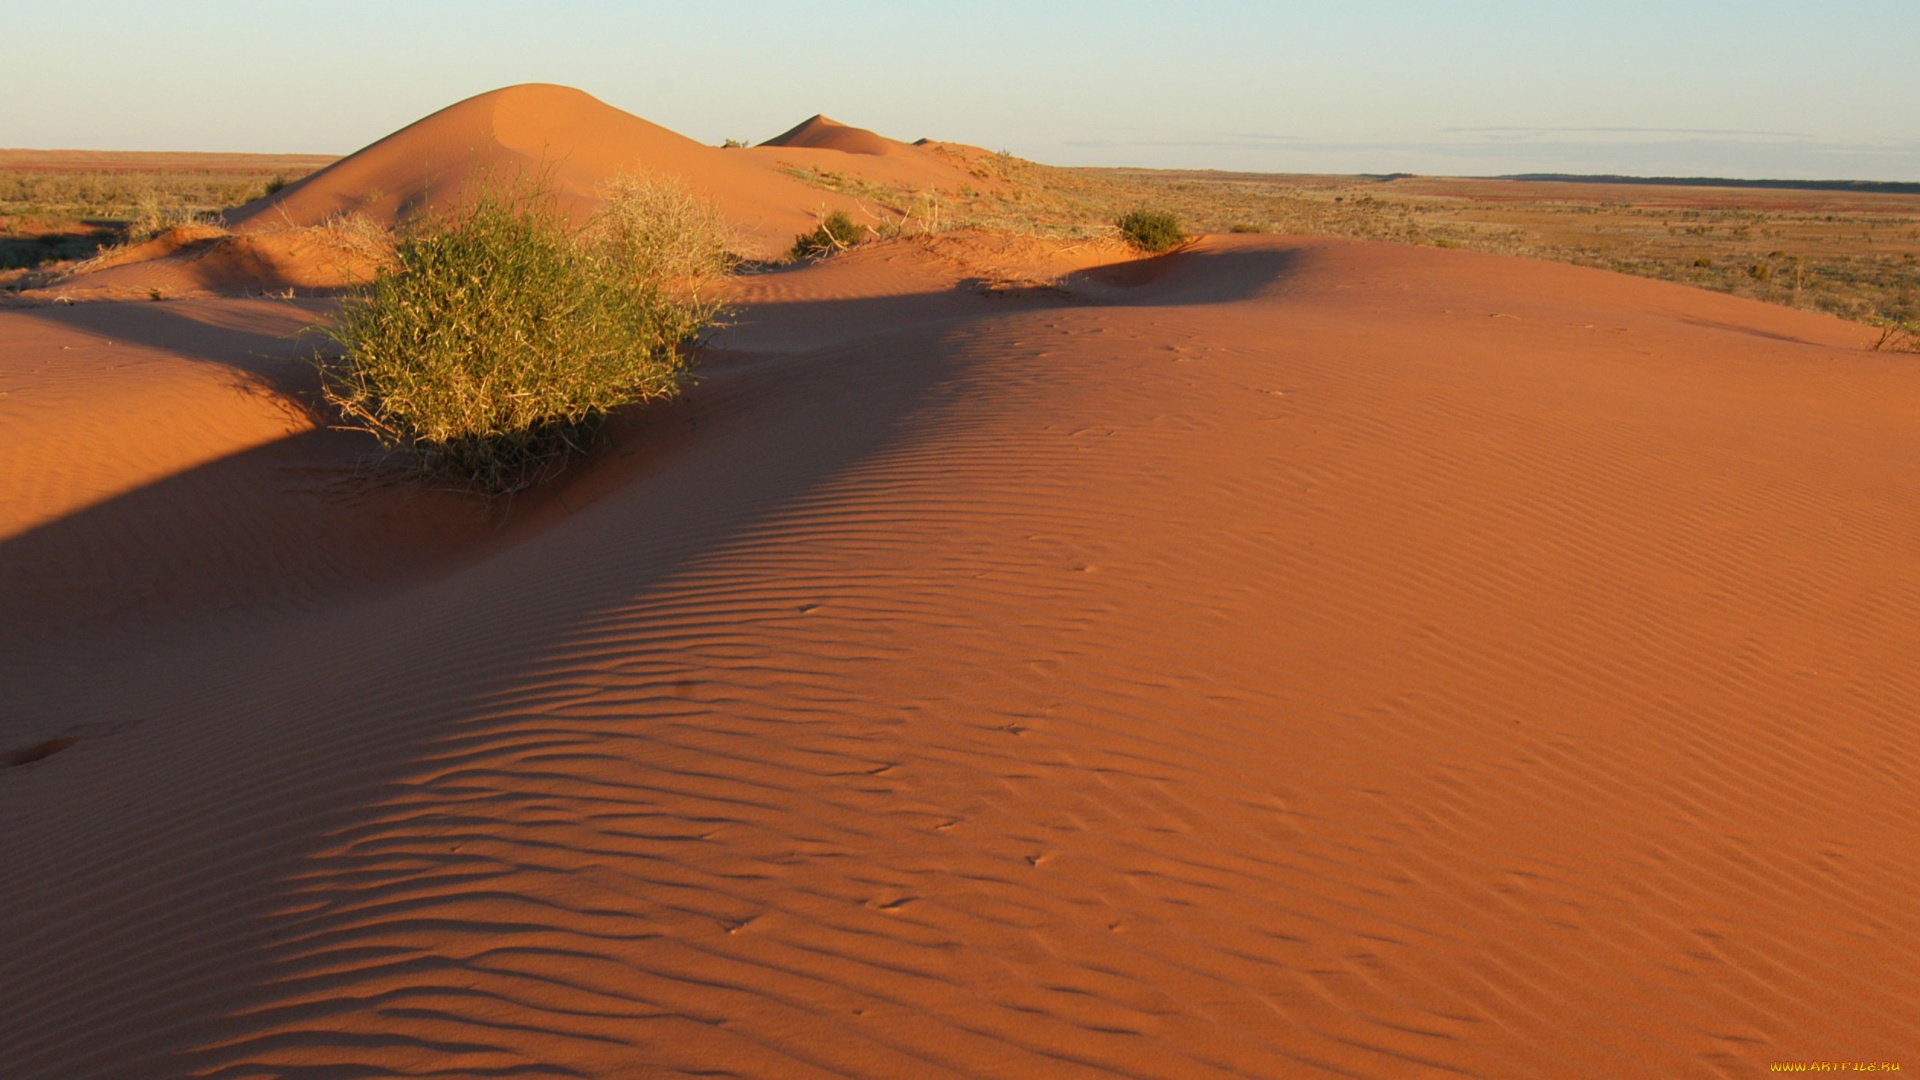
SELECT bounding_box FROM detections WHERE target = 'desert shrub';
[1116,208,1184,253]
[1870,316,1920,352]
[790,209,867,258]
[264,175,290,197]
[1228,222,1265,234]
[585,173,736,288]
[320,175,729,493]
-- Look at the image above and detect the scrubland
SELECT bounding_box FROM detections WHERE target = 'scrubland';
[8,145,1916,344]
[785,152,1920,340]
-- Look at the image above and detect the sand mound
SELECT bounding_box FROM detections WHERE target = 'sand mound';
[747,114,998,193]
[24,224,388,301]
[761,114,904,156]
[4,238,1917,1077]
[226,84,857,258]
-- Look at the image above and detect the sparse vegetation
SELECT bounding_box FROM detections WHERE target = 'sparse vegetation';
[0,162,323,226]
[790,209,868,258]
[123,195,228,241]
[1870,317,1920,352]
[1115,209,1185,253]
[778,156,1920,329]
[1,155,329,281]
[318,174,730,493]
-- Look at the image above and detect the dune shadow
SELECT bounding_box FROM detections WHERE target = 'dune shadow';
[16,295,334,403]
[716,240,1308,354]
[0,238,1306,1076]
[1675,314,1856,349]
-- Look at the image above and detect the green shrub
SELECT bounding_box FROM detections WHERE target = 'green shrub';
[1116,208,1185,253]
[320,174,729,493]
[1228,222,1265,234]
[790,209,867,258]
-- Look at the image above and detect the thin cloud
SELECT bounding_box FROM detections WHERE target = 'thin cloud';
[1446,125,1813,140]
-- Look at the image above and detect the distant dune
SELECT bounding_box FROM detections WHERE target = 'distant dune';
[761,114,908,157]
[2,87,1917,1079]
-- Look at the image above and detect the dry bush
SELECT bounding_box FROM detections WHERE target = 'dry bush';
[1870,317,1920,352]
[791,209,869,258]
[1116,209,1185,253]
[584,172,736,291]
[320,174,730,493]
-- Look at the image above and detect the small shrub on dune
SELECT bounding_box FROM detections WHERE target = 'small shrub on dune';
[1116,208,1185,254]
[790,209,867,259]
[586,173,736,291]
[320,175,730,493]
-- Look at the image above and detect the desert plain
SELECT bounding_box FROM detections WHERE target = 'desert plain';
[2,84,1917,1078]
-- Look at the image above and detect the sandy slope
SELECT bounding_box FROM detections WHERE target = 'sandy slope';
[3,236,1917,1079]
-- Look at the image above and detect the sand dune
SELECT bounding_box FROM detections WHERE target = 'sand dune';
[32,89,1004,300]
[3,229,1916,1077]
[761,114,911,156]
[225,84,861,257]
[745,114,999,195]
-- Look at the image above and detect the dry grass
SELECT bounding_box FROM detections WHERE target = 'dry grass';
[1082,170,1920,332]
[781,154,1920,334]
[0,153,330,273]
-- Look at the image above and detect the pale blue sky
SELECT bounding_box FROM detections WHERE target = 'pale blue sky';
[6,1,1915,179]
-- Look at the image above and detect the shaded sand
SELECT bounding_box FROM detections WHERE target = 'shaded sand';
[4,236,1919,1078]
[0,298,321,539]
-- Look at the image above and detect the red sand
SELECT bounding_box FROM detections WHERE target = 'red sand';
[3,231,1916,1078]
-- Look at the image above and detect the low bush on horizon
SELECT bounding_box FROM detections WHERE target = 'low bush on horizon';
[790,209,867,259]
[1116,208,1185,254]
[319,173,731,493]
